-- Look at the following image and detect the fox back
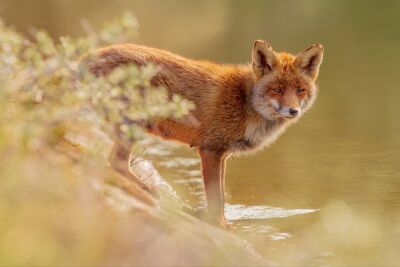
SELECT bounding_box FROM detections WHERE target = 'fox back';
[87,41,324,154]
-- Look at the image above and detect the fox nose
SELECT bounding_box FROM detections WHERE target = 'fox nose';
[289,108,299,116]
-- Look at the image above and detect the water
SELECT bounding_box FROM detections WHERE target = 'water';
[3,0,400,265]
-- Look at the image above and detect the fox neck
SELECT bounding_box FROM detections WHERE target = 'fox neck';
[230,68,291,153]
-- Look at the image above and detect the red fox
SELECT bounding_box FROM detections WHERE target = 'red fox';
[87,40,324,226]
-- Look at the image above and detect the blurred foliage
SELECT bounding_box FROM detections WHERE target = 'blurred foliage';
[0,11,193,149]
[0,13,204,266]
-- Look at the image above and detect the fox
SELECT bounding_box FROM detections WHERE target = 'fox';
[86,40,324,227]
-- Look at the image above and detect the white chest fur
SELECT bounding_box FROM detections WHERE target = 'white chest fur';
[241,117,288,152]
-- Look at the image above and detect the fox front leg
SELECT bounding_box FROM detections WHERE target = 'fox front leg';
[199,148,228,227]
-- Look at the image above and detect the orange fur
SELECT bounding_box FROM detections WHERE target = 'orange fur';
[86,40,324,227]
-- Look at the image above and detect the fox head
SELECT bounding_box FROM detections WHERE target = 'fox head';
[250,40,324,121]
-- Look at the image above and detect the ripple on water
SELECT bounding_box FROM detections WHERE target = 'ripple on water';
[232,222,292,240]
[227,204,318,241]
[225,204,318,221]
[159,157,200,168]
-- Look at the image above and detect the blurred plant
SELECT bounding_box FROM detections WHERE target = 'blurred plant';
[0,13,198,266]
[0,12,193,152]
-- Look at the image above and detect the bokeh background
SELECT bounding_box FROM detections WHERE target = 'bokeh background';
[1,0,400,266]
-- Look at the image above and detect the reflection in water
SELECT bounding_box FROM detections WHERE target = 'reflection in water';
[224,204,318,221]
[159,157,200,168]
[226,204,317,242]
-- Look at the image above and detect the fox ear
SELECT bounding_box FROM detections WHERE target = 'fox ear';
[296,44,324,80]
[252,40,278,78]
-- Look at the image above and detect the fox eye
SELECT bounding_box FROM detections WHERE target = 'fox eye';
[296,88,306,93]
[271,88,282,94]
